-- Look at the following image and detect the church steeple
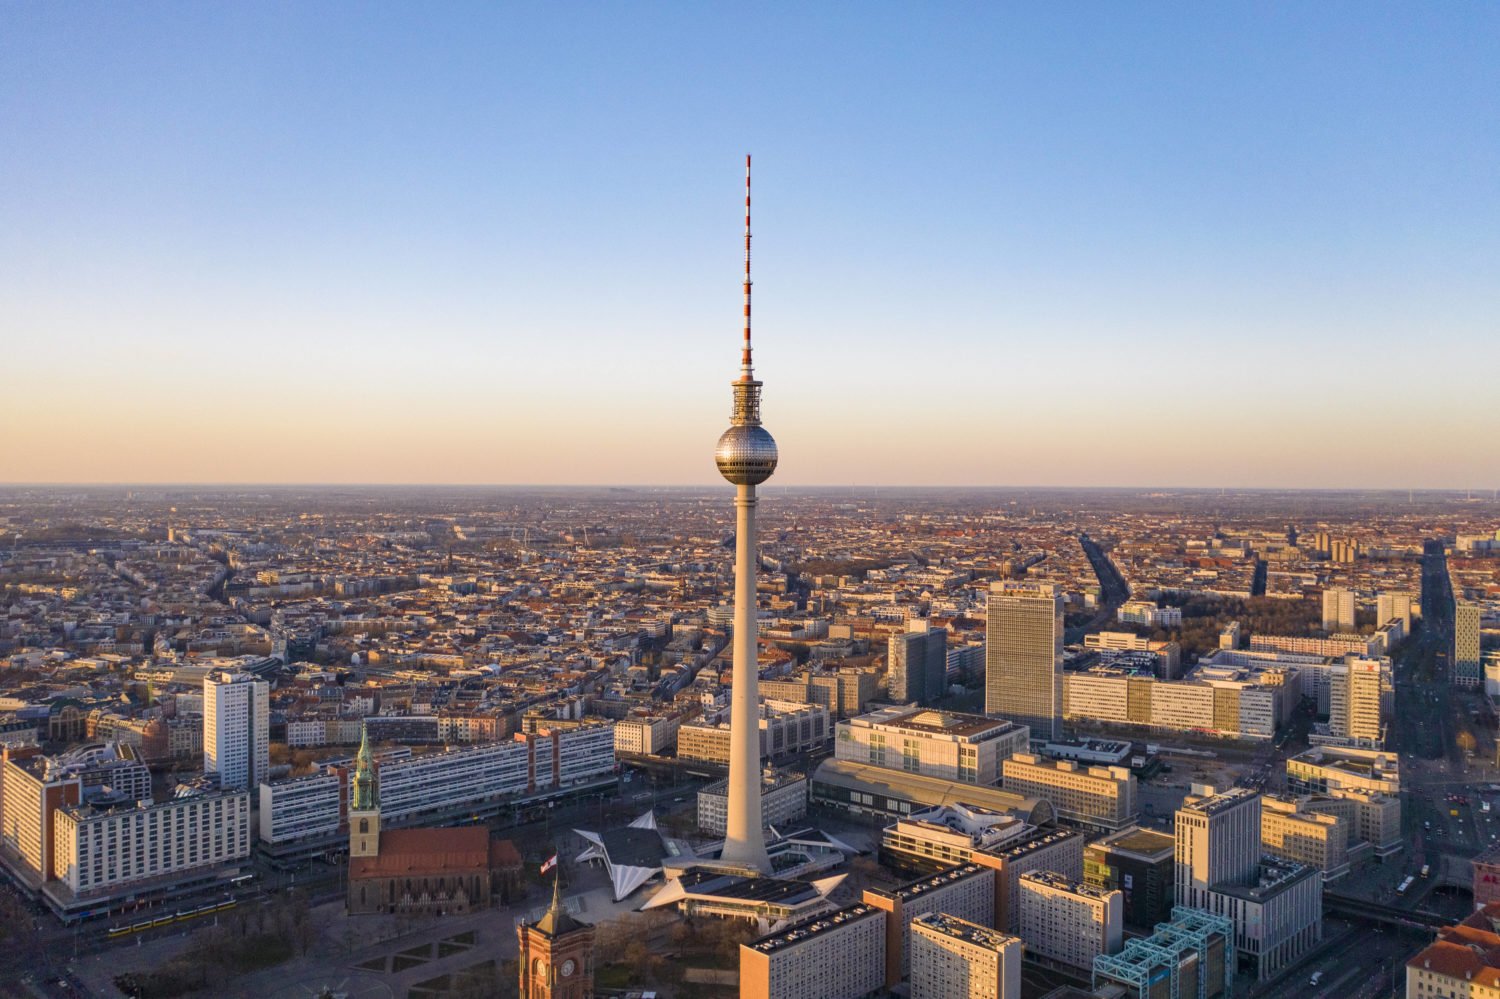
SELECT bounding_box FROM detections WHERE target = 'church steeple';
[352,725,377,810]
[349,725,380,859]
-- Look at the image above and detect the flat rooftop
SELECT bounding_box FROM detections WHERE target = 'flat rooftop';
[1212,857,1317,902]
[1092,826,1174,859]
[675,870,823,905]
[981,827,1080,862]
[1019,869,1115,899]
[1181,786,1259,815]
[747,902,881,955]
[859,707,1023,739]
[913,911,1020,950]
[868,861,988,903]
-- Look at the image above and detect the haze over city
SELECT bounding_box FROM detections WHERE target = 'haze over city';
[4,9,1500,998]
[4,5,1498,488]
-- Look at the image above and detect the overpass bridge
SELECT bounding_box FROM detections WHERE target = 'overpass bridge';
[1323,892,1450,930]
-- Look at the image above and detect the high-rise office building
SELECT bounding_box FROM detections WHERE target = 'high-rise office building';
[1174,786,1260,909]
[889,622,949,706]
[713,156,778,873]
[986,581,1063,741]
[1326,656,1392,749]
[1174,786,1322,981]
[1456,601,1482,688]
[1321,587,1355,633]
[203,670,269,792]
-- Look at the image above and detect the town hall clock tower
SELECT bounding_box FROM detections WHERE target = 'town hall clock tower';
[517,873,595,999]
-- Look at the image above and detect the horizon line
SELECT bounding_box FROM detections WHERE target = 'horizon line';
[1,481,1497,494]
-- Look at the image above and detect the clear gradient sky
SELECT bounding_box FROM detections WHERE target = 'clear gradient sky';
[3,4,1497,488]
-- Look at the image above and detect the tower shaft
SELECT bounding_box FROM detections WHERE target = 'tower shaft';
[720,484,770,871]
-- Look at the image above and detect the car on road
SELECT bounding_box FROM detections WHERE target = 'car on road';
[1309,970,1324,987]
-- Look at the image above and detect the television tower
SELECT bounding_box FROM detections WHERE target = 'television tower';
[714,155,777,873]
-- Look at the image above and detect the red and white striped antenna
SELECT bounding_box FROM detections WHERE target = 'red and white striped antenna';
[741,153,754,380]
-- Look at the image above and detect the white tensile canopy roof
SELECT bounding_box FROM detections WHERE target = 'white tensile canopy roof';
[574,810,671,901]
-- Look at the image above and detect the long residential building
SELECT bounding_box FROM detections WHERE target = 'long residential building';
[740,903,886,999]
[51,790,251,895]
[259,724,616,848]
[1001,753,1136,833]
[835,706,1029,787]
[678,699,829,764]
[1062,661,1295,742]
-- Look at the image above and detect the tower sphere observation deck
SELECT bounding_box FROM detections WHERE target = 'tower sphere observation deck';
[715,423,778,485]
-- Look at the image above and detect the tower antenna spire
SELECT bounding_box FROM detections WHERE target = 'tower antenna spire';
[741,153,753,379]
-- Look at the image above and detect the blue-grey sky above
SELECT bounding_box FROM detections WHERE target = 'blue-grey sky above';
[3,4,1497,488]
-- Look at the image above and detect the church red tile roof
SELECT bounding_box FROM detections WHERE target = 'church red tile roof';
[348,827,492,879]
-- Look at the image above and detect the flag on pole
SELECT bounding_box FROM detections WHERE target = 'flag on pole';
[540,854,558,875]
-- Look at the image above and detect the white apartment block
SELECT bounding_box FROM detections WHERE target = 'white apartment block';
[1117,601,1182,628]
[1001,753,1136,833]
[836,706,1029,787]
[740,903,886,999]
[203,671,269,792]
[910,912,1023,999]
[52,790,251,894]
[698,770,807,837]
[991,828,1087,933]
[1016,870,1122,971]
[1377,592,1413,633]
[258,770,343,845]
[1321,588,1356,633]
[613,713,680,756]
[260,724,616,844]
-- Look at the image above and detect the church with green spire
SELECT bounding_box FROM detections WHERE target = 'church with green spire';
[349,726,380,858]
[345,724,524,916]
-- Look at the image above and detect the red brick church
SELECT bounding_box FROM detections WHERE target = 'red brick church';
[344,730,522,916]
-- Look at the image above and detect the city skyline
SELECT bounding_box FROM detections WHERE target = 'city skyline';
[5,6,1498,488]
